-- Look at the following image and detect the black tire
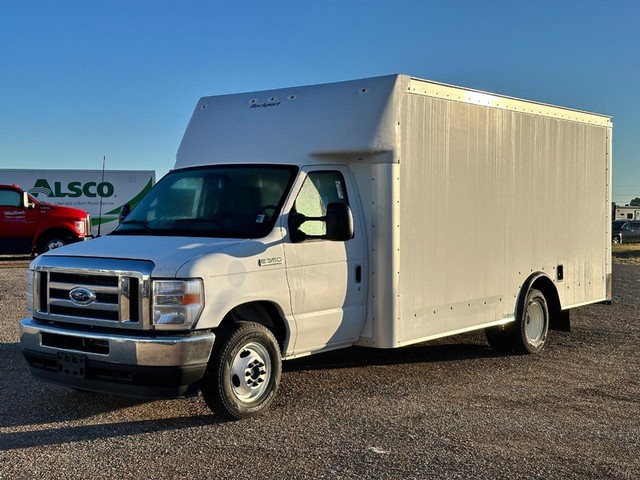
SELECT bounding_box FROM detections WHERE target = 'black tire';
[612,236,621,244]
[37,232,72,254]
[201,321,281,420]
[511,288,549,354]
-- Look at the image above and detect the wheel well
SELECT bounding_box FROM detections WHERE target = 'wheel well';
[520,273,570,332]
[218,302,288,351]
[35,228,75,251]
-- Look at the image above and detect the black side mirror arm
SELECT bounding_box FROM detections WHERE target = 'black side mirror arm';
[119,203,131,224]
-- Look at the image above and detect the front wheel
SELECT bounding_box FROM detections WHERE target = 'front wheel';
[201,321,281,420]
[36,233,73,254]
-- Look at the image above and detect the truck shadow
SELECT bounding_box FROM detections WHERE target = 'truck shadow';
[284,331,499,372]
[0,414,218,451]
[1,342,221,450]
[2,332,501,451]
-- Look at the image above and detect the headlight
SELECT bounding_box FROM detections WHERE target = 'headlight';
[152,279,204,330]
[74,220,86,235]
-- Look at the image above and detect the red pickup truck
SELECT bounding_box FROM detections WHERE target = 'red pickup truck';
[0,184,92,254]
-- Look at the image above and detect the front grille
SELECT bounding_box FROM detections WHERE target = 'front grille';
[32,257,153,330]
[51,272,119,287]
[49,305,119,321]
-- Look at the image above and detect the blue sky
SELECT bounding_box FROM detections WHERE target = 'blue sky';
[1,0,638,203]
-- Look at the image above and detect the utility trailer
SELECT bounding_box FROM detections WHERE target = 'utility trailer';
[21,75,612,419]
[0,169,155,235]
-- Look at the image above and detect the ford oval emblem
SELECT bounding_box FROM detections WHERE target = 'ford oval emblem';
[69,287,97,306]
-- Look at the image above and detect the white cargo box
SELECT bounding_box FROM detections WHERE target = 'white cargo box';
[178,74,612,348]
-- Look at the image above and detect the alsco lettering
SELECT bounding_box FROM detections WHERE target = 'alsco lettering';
[31,179,115,198]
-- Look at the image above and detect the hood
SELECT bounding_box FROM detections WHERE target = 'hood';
[38,202,88,218]
[40,234,246,276]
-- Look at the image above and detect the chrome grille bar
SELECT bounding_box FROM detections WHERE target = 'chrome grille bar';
[32,256,154,330]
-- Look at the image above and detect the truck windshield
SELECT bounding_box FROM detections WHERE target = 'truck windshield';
[113,165,298,238]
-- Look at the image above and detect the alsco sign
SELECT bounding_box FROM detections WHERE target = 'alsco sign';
[30,179,115,198]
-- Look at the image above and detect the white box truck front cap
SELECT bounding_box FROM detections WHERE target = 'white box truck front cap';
[175,75,402,167]
[20,74,612,420]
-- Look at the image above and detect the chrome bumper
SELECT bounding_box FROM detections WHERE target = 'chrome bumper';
[20,318,215,398]
[20,318,215,367]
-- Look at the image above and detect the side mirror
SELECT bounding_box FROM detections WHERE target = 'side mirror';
[119,203,131,224]
[289,202,354,243]
[325,202,354,241]
[22,192,35,209]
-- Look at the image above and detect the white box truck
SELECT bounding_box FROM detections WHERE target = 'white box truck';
[20,75,612,419]
[0,169,155,235]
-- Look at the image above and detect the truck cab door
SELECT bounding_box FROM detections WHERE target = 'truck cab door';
[282,167,368,354]
[0,187,38,253]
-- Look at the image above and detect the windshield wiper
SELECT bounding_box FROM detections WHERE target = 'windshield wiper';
[118,218,153,234]
[172,218,250,237]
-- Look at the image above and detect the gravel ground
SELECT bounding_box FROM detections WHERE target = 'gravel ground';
[0,256,639,479]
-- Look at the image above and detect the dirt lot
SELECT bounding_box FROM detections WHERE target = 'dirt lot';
[0,256,639,479]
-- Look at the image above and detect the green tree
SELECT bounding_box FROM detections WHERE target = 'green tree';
[631,197,640,206]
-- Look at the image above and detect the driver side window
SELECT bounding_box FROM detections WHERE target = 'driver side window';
[0,189,21,207]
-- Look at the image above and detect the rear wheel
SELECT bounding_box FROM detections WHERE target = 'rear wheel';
[485,288,550,354]
[512,288,549,354]
[201,321,281,420]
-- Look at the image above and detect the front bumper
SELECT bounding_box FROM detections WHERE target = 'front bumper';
[20,318,215,398]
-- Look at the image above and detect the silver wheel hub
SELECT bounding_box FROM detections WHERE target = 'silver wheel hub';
[230,342,271,403]
[46,239,65,250]
[525,299,545,346]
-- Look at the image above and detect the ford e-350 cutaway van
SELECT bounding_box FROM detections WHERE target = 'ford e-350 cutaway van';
[20,74,612,419]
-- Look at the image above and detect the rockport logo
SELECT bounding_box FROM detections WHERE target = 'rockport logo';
[69,287,97,306]
[250,101,281,109]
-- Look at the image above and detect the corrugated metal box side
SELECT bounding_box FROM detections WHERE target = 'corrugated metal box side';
[374,77,611,347]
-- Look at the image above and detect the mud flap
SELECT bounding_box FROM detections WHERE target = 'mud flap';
[550,309,571,332]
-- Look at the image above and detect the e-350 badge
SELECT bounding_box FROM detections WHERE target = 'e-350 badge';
[258,257,283,267]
